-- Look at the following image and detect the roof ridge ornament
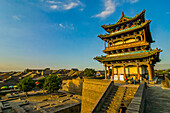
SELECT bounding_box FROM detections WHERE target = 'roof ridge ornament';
[122,11,124,16]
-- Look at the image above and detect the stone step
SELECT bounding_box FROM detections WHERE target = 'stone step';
[107,108,118,113]
[105,97,113,101]
[105,97,112,101]
[109,105,120,110]
[98,86,126,113]
[98,111,107,113]
[115,92,124,95]
[111,101,122,105]
[100,107,107,112]
[111,102,121,106]
[103,102,110,106]
[106,95,114,98]
[103,101,112,105]
[110,91,117,94]
[112,89,118,91]
[107,95,115,98]
[109,94,116,97]
[113,96,123,99]
[111,90,117,94]
[102,105,109,109]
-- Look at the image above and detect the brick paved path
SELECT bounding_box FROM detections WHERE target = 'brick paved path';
[145,84,170,113]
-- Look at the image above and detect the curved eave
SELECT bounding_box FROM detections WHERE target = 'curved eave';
[94,49,162,62]
[98,20,151,39]
[101,10,145,30]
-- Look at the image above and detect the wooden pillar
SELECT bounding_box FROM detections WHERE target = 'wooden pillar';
[140,35,143,41]
[151,65,155,78]
[143,29,146,42]
[107,42,109,47]
[147,63,153,80]
[137,64,140,80]
[108,66,110,78]
[112,65,114,78]
[105,65,107,79]
[123,64,126,80]
[104,41,106,49]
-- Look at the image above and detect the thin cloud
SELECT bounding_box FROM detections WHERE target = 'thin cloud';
[80,8,84,11]
[122,0,139,4]
[48,0,84,11]
[47,0,61,4]
[93,0,139,18]
[59,24,65,28]
[93,0,117,18]
[12,15,21,21]
[166,12,170,14]
[126,0,139,4]
[63,2,79,10]
[58,23,74,30]
[50,5,58,9]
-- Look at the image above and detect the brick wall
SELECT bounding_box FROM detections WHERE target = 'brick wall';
[164,75,170,88]
[126,83,146,113]
[53,102,81,113]
[62,78,83,95]
[81,79,110,113]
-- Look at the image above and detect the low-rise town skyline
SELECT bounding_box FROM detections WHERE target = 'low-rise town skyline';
[0,1,170,112]
[0,0,170,71]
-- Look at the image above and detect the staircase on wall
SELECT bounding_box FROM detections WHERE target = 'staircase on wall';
[121,87,138,109]
[98,86,126,113]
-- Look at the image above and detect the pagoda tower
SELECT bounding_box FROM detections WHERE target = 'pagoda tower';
[94,10,162,81]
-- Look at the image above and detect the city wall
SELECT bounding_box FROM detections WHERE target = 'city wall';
[164,75,170,88]
[53,102,81,113]
[62,78,83,95]
[126,82,147,113]
[81,79,111,113]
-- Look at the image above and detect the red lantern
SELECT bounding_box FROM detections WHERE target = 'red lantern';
[35,81,39,85]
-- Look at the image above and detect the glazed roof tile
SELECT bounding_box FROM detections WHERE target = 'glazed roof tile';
[94,49,162,62]
[98,20,151,39]
[101,10,145,29]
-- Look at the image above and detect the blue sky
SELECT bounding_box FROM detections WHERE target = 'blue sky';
[0,0,170,71]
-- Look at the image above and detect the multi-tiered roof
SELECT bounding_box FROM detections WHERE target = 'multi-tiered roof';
[94,10,162,66]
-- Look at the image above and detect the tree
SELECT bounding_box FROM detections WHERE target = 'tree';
[17,77,35,97]
[43,74,62,97]
[84,68,96,77]
[36,77,45,94]
[37,77,45,89]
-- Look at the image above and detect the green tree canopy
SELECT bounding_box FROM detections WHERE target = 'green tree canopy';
[43,74,62,95]
[17,76,35,96]
[84,68,96,77]
[37,77,45,89]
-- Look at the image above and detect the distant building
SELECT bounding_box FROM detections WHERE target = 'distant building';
[71,68,79,71]
[96,71,105,76]
[24,68,52,75]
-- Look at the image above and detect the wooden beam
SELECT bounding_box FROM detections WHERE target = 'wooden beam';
[112,65,114,79]
[137,63,140,80]
[143,29,146,42]
[123,64,126,80]
[105,64,107,79]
